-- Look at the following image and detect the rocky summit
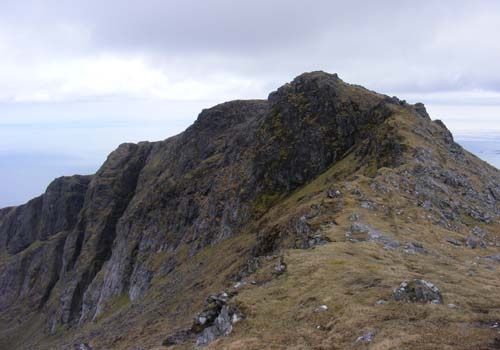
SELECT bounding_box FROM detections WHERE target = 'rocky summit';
[1,71,500,349]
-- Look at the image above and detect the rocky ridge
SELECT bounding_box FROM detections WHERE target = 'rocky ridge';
[0,71,500,349]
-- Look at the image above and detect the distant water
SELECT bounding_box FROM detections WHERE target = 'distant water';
[455,133,500,169]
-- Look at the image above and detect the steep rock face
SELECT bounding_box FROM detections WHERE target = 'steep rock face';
[0,71,499,349]
[49,142,152,328]
[0,175,91,254]
[78,100,269,323]
[0,175,90,317]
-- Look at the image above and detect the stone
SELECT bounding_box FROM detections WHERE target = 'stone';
[445,237,462,246]
[233,281,245,289]
[355,331,375,343]
[326,189,342,198]
[392,279,443,304]
[196,306,238,347]
[179,291,244,347]
[466,236,486,249]
[403,242,427,255]
[273,256,287,275]
[375,299,387,305]
[196,327,218,347]
[314,305,328,312]
[472,226,487,238]
[360,201,376,210]
[348,213,361,221]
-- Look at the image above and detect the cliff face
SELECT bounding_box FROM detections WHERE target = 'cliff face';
[1,71,500,349]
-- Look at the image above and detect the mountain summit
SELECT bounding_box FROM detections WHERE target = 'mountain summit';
[1,71,500,349]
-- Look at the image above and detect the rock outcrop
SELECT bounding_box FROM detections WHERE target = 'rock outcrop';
[393,279,443,304]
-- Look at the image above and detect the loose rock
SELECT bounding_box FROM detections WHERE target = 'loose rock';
[355,331,375,343]
[314,305,328,312]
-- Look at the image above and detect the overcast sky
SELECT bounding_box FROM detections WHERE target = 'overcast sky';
[1,0,500,207]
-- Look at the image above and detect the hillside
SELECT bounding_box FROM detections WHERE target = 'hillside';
[1,71,500,349]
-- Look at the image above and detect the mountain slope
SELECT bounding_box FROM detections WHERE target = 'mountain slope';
[1,71,500,349]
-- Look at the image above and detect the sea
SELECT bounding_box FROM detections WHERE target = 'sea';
[455,133,500,169]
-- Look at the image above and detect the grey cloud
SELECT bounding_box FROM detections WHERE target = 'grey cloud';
[1,0,500,94]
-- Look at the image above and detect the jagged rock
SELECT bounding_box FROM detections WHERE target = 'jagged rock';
[393,279,443,304]
[414,102,430,119]
[163,291,242,347]
[0,175,91,255]
[196,306,235,347]
[73,343,92,350]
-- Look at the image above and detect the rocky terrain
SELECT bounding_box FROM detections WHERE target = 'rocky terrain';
[1,71,500,349]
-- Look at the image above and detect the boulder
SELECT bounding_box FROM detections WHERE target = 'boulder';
[392,279,443,304]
